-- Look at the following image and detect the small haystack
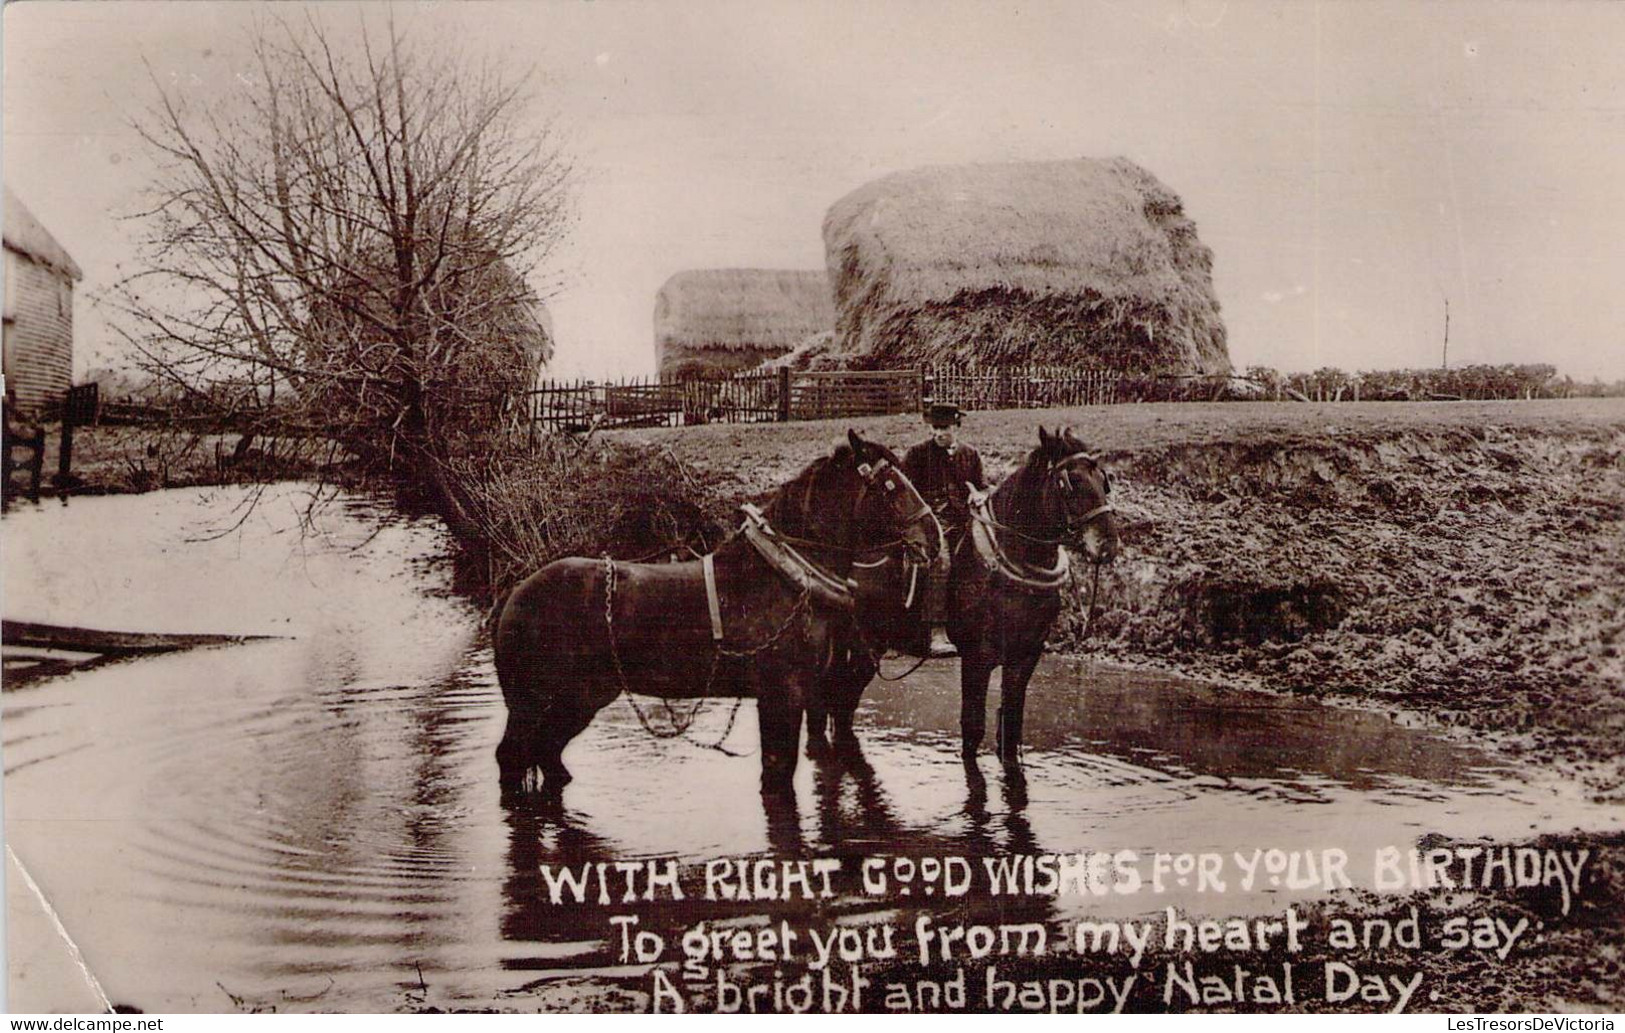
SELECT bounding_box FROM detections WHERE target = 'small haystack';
[822,158,1229,373]
[654,269,834,379]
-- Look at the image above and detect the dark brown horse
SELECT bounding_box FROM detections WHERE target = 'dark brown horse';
[492,430,939,802]
[811,426,1119,766]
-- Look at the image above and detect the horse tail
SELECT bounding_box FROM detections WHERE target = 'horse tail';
[488,584,522,691]
[488,584,515,638]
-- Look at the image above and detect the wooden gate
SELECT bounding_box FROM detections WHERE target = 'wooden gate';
[787,370,922,420]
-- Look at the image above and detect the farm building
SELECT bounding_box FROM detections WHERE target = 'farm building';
[822,157,1230,373]
[654,269,835,379]
[3,187,83,414]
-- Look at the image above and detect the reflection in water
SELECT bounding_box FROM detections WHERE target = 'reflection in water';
[3,485,1620,1012]
[961,762,1039,861]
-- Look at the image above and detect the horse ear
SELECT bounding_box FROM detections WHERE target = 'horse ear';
[847,428,866,455]
[1061,427,1085,452]
[1038,426,1063,461]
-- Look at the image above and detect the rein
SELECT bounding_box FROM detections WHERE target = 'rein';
[969,490,1114,547]
[845,549,929,681]
[763,456,935,561]
[1076,556,1106,640]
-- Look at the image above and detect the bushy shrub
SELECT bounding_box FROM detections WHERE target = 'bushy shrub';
[446,434,731,592]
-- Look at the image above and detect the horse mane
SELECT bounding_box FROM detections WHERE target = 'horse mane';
[760,445,852,540]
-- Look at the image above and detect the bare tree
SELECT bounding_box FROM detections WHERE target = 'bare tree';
[107,11,573,501]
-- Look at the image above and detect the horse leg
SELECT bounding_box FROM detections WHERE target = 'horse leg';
[960,657,996,759]
[995,651,1043,767]
[828,651,875,755]
[757,688,804,797]
[804,695,831,758]
[530,698,611,801]
[497,705,543,794]
[831,707,861,754]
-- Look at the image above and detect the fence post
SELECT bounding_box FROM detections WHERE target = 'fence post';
[777,366,792,422]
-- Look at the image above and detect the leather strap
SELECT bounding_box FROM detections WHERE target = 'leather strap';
[739,504,855,611]
[702,552,724,641]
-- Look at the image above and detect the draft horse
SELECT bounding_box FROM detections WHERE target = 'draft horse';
[492,430,940,802]
[812,426,1119,766]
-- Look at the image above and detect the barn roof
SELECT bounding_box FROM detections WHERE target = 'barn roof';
[3,186,84,281]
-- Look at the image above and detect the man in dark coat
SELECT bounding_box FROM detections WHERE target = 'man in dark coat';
[903,403,987,657]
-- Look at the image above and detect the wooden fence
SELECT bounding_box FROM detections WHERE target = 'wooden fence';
[528,370,785,431]
[527,365,1255,432]
[926,365,1125,409]
[788,370,922,420]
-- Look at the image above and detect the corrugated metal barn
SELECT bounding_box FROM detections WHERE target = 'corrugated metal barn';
[4,187,83,414]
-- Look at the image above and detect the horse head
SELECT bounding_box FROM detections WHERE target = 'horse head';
[1030,426,1120,565]
[844,429,941,567]
[765,430,940,570]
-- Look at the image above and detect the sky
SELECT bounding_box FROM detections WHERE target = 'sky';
[4,0,1624,382]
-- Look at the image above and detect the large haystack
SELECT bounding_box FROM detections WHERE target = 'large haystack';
[654,269,834,379]
[822,158,1229,373]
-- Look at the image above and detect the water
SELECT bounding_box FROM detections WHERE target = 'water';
[3,486,1618,1012]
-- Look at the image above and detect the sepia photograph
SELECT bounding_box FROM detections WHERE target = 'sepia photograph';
[3,0,1622,1017]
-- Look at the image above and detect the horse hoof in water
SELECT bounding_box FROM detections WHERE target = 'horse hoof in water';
[760,770,798,799]
[805,731,833,760]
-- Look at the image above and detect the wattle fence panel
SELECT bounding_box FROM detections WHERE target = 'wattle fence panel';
[526,365,1254,433]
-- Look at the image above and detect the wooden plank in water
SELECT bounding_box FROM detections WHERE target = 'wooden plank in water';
[2,620,282,656]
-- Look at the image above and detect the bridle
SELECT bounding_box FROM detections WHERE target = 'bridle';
[970,453,1115,550]
[1053,455,1115,546]
[852,456,938,564]
[746,454,939,578]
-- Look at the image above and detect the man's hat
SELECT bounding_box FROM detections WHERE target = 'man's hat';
[925,403,964,428]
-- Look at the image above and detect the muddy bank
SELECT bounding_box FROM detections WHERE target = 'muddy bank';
[1087,420,1625,799]
[616,400,1625,796]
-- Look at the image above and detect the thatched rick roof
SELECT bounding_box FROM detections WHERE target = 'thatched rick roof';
[822,157,1229,373]
[654,269,834,378]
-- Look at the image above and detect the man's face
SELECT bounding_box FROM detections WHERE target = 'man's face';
[932,425,956,449]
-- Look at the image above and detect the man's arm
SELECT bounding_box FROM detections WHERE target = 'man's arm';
[964,448,989,491]
[901,441,931,483]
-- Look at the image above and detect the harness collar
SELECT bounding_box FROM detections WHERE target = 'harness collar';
[968,493,1072,595]
[738,504,856,612]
